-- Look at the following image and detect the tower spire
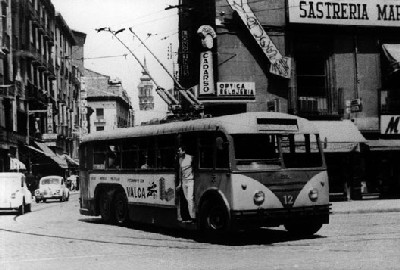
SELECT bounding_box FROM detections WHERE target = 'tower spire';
[142,56,148,74]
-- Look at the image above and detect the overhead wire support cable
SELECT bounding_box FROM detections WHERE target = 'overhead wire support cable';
[128,27,203,111]
[95,27,180,110]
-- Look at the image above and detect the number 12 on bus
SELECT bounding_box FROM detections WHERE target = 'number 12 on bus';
[79,112,330,236]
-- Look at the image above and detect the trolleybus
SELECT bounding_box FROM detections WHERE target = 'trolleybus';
[79,112,330,235]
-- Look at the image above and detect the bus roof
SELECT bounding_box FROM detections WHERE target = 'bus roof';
[81,112,319,143]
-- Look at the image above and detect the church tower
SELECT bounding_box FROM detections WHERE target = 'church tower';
[138,58,154,111]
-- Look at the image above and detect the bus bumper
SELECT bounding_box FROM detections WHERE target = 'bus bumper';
[230,204,331,230]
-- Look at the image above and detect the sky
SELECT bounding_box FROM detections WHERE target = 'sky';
[51,0,179,123]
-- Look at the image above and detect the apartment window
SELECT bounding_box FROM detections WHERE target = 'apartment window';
[295,35,331,116]
[96,108,104,119]
[96,126,104,132]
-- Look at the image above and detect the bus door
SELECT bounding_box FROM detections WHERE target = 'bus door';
[176,134,197,222]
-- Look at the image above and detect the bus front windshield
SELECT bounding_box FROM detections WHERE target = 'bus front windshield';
[233,134,323,170]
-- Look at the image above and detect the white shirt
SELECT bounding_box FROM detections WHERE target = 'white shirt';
[179,154,193,181]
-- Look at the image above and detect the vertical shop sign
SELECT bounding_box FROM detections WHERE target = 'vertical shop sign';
[199,51,215,95]
[47,103,53,133]
[226,0,291,79]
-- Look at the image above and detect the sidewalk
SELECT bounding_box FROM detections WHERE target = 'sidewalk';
[332,198,400,214]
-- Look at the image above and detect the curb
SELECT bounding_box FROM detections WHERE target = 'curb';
[333,208,400,215]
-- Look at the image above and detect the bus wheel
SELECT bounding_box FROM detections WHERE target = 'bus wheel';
[284,221,323,236]
[200,199,229,234]
[113,192,128,226]
[99,190,115,224]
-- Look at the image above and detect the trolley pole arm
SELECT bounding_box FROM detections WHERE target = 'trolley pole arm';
[96,27,181,111]
[128,28,203,110]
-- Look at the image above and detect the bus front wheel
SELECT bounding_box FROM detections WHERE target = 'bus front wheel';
[113,192,128,226]
[284,221,323,236]
[99,190,115,224]
[200,199,229,234]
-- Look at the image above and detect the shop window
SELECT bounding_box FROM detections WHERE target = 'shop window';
[296,55,328,115]
[381,78,400,115]
[295,36,332,116]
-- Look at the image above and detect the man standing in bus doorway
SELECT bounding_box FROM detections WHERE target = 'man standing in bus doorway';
[177,146,195,221]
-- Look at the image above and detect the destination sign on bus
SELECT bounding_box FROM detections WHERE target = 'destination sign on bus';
[257,118,299,132]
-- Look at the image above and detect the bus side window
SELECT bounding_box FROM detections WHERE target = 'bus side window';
[216,135,229,169]
[121,140,139,169]
[157,135,175,169]
[199,133,214,169]
[93,144,106,170]
[106,144,120,169]
[139,137,156,169]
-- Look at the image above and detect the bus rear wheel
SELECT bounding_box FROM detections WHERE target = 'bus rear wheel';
[284,221,323,236]
[99,190,115,224]
[113,192,128,226]
[200,199,230,235]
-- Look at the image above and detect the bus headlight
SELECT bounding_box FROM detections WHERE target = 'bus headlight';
[308,188,318,202]
[253,190,265,206]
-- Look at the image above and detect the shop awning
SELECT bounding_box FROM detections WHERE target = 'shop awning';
[34,141,68,169]
[382,44,400,74]
[311,120,366,153]
[366,139,400,151]
[27,145,44,155]
[60,154,79,167]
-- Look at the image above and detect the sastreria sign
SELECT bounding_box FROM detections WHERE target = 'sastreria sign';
[288,0,400,26]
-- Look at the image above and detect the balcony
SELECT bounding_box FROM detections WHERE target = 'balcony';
[2,33,10,54]
[46,60,55,76]
[27,83,47,105]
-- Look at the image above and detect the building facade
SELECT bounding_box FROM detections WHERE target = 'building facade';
[0,0,84,180]
[83,69,133,133]
[178,0,400,199]
[138,58,155,111]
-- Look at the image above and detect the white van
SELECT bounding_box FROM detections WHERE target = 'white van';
[0,172,32,214]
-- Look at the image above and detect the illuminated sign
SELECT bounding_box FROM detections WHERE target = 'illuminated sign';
[199,51,215,95]
[217,82,255,98]
[288,0,400,26]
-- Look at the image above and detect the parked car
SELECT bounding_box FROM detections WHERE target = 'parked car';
[0,172,32,214]
[35,176,70,203]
